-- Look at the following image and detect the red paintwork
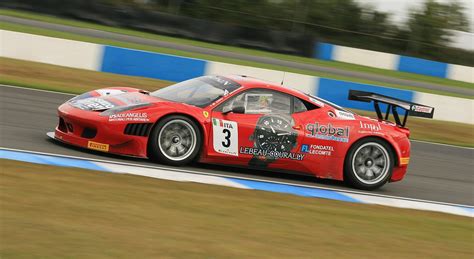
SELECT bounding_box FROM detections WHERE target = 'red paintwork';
[54,75,410,183]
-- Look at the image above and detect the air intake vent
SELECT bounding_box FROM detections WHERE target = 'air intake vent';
[82,127,97,139]
[66,123,74,133]
[58,117,67,133]
[124,123,152,137]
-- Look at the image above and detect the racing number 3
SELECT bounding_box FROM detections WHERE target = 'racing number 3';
[212,118,238,156]
[222,129,231,148]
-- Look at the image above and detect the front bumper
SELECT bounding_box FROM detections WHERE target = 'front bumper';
[53,103,150,158]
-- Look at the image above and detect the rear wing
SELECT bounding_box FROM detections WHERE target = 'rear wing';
[348,90,434,127]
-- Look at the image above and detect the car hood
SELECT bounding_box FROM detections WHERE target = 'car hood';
[69,91,163,111]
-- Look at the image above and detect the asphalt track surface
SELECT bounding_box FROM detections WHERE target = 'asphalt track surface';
[1,85,473,206]
[1,15,473,97]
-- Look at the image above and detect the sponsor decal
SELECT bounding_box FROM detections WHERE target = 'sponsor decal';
[359,121,382,131]
[212,118,238,156]
[239,147,305,161]
[411,105,433,113]
[109,113,149,122]
[247,114,299,167]
[400,157,410,165]
[71,98,115,111]
[335,110,355,120]
[306,123,350,143]
[87,141,109,152]
[301,144,334,156]
[203,111,209,118]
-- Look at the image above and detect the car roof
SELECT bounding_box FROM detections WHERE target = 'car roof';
[224,74,308,99]
[223,74,352,112]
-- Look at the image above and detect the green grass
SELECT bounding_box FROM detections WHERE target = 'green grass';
[0,57,172,94]
[1,159,472,258]
[1,9,473,97]
[1,57,473,147]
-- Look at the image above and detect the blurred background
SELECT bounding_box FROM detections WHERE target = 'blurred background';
[1,1,473,257]
[1,0,472,65]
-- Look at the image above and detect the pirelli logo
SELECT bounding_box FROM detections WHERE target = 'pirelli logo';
[400,157,410,165]
[87,141,109,152]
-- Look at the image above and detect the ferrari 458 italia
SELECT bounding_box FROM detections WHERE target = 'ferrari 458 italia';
[49,75,434,190]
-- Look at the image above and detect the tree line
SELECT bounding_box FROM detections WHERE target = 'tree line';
[145,0,473,66]
[5,0,474,66]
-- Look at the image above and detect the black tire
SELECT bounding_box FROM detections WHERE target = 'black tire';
[148,115,202,166]
[344,137,394,190]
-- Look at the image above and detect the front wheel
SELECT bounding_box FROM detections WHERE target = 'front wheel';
[148,115,201,166]
[344,138,394,190]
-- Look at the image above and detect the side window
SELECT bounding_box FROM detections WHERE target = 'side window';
[218,89,292,114]
[293,97,307,113]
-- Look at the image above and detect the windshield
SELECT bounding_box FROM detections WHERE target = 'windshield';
[151,76,241,108]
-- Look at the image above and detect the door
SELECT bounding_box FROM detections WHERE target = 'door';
[208,89,308,171]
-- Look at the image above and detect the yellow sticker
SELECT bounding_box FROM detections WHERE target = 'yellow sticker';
[400,157,410,165]
[203,111,209,118]
[87,141,109,152]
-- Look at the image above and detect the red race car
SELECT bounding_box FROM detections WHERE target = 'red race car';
[49,75,434,190]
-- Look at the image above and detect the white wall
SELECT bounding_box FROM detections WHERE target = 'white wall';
[327,43,473,83]
[332,45,398,70]
[0,30,472,124]
[447,64,474,83]
[0,30,102,70]
[205,61,318,94]
[413,92,474,124]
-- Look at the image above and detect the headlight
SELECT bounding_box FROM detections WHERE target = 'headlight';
[99,103,150,116]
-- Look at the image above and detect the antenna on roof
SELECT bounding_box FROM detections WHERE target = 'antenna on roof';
[281,72,286,86]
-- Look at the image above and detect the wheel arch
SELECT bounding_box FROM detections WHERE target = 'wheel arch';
[146,112,206,159]
[342,135,400,189]
[344,135,400,177]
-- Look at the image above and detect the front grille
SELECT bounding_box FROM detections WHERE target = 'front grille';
[58,117,67,132]
[81,127,97,139]
[124,123,152,137]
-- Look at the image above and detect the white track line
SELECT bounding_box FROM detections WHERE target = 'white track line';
[2,146,472,209]
[0,84,76,96]
[409,139,474,150]
[2,84,472,149]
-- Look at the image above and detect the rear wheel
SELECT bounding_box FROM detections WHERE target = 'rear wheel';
[344,138,394,190]
[148,115,201,166]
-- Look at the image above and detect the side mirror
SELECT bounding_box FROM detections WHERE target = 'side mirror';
[222,106,245,115]
[232,106,245,114]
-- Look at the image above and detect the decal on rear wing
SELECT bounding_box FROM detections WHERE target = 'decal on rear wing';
[348,90,434,127]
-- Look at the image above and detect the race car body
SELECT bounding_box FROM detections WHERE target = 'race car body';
[51,75,434,190]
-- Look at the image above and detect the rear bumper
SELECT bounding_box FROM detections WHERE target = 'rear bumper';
[390,166,408,182]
